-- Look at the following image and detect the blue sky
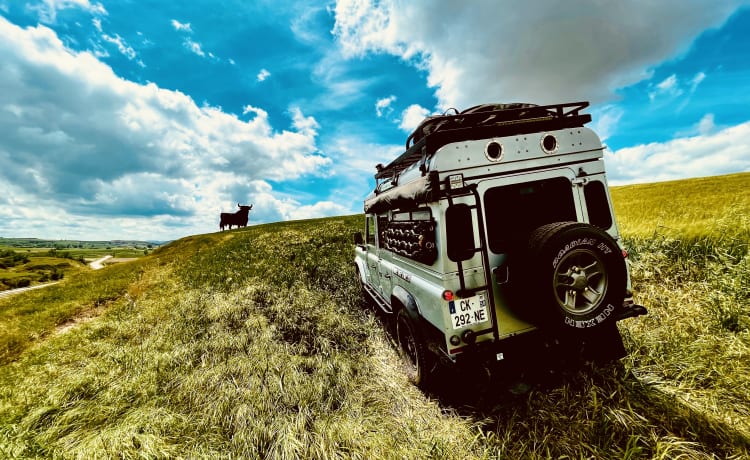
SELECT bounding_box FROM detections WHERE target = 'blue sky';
[1,0,749,241]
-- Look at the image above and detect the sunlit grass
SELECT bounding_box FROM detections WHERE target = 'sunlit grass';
[0,261,146,365]
[611,172,750,242]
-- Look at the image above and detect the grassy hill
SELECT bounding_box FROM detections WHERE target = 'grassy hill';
[0,173,748,458]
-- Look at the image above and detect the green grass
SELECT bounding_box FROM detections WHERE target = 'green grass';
[0,261,146,365]
[611,172,750,243]
[0,173,748,458]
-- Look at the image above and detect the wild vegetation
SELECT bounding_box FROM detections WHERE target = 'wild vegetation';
[0,242,154,291]
[0,172,748,458]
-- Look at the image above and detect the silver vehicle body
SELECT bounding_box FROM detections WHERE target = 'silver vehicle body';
[354,102,646,369]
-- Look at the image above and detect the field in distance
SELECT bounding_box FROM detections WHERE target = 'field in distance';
[0,172,747,458]
[0,239,162,291]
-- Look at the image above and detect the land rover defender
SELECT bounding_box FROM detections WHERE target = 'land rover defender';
[353,102,647,387]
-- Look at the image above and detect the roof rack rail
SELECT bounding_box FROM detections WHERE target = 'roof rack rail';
[375,101,591,180]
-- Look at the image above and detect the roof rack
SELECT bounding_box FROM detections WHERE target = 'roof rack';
[375,101,591,180]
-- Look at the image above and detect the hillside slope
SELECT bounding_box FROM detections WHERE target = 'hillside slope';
[611,171,750,241]
[1,174,749,458]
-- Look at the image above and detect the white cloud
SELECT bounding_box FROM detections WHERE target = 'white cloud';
[323,134,404,208]
[398,104,431,132]
[690,71,706,90]
[697,113,716,135]
[171,19,192,32]
[183,38,205,57]
[605,120,750,185]
[257,68,271,82]
[375,95,396,117]
[287,201,351,220]
[676,113,717,137]
[101,32,136,60]
[590,105,624,142]
[0,17,331,240]
[650,74,682,101]
[28,0,107,23]
[332,0,744,110]
[308,49,377,110]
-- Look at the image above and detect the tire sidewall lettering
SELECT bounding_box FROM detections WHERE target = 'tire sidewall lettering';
[563,303,616,328]
[551,236,599,268]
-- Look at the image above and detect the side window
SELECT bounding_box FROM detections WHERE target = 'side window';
[584,181,613,230]
[366,215,376,245]
[381,209,438,265]
[446,204,476,262]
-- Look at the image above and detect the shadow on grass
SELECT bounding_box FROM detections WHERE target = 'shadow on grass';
[366,299,750,457]
[424,350,750,458]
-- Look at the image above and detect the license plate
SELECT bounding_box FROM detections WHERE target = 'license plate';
[449,293,489,330]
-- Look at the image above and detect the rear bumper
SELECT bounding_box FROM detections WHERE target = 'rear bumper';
[443,323,627,370]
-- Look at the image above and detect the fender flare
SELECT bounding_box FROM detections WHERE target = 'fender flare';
[392,285,447,361]
[392,285,421,321]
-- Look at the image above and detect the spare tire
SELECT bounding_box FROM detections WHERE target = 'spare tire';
[518,222,626,330]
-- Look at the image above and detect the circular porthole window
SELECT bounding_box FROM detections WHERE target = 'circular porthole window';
[541,134,558,154]
[485,140,503,162]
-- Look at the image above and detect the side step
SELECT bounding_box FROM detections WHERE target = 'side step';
[362,282,393,314]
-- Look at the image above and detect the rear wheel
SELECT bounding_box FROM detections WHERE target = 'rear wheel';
[395,308,434,389]
[520,222,627,331]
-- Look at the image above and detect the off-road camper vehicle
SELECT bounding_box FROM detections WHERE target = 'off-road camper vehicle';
[353,102,647,387]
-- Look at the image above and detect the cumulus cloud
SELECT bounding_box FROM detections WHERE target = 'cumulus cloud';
[398,104,431,132]
[0,17,331,239]
[332,0,744,110]
[605,120,750,185]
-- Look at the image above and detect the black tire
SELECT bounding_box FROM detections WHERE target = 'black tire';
[395,308,434,389]
[519,222,626,331]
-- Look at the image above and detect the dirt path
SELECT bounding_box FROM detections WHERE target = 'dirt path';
[0,282,60,299]
[89,255,113,270]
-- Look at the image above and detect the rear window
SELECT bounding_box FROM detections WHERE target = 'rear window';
[484,177,576,253]
[584,181,613,230]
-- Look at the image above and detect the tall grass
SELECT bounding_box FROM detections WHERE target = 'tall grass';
[0,260,145,365]
[611,172,750,243]
[0,216,487,459]
[0,174,748,458]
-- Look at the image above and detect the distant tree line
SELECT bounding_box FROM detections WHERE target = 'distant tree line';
[0,238,159,250]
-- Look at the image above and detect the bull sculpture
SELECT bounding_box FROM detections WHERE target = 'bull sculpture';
[220,203,253,230]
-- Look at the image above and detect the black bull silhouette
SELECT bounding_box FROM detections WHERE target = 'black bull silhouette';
[220,203,253,230]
